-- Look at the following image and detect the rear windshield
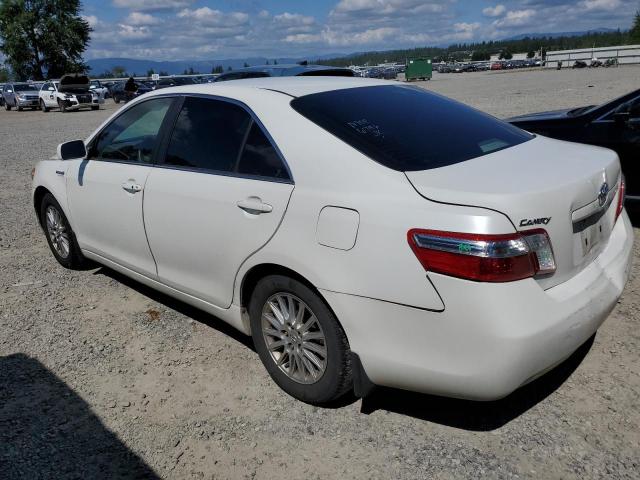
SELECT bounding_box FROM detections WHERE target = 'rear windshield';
[290,85,532,171]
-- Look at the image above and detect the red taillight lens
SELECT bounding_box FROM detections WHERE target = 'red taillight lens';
[615,176,626,221]
[407,228,556,282]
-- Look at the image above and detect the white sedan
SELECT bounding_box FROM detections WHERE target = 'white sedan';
[32,77,633,403]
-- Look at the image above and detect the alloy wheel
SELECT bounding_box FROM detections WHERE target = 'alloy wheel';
[261,293,328,384]
[45,205,70,258]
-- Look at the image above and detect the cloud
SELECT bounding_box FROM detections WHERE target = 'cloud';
[176,7,249,26]
[579,0,622,10]
[117,24,153,39]
[82,15,99,27]
[482,4,506,17]
[126,12,161,25]
[492,9,536,27]
[112,0,193,11]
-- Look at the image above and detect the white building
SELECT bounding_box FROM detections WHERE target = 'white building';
[545,44,640,67]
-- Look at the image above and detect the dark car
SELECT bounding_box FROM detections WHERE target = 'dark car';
[214,64,353,82]
[111,81,152,103]
[154,76,199,89]
[0,84,5,107]
[572,60,587,69]
[508,89,640,202]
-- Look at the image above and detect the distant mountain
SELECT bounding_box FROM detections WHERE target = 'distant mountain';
[504,28,617,41]
[86,55,348,76]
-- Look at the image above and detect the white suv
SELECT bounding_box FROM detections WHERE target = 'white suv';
[39,76,100,112]
[31,78,633,404]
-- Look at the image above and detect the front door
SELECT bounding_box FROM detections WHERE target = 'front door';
[66,97,175,276]
[143,96,294,308]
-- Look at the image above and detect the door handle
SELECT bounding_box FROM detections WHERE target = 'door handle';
[122,180,142,194]
[237,197,273,214]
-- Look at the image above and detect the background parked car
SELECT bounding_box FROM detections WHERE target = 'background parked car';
[214,64,354,82]
[89,80,108,102]
[3,83,40,111]
[39,75,100,113]
[154,76,199,90]
[111,81,152,103]
[0,84,5,107]
[508,88,640,203]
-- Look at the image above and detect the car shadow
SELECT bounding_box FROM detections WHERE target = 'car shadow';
[360,334,595,431]
[0,353,159,479]
[94,267,254,351]
[93,266,593,429]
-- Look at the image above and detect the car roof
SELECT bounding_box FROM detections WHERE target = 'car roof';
[147,76,391,99]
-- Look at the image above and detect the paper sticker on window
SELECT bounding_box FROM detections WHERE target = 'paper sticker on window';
[479,138,509,153]
[347,119,383,138]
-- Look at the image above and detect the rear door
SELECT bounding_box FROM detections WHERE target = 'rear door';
[143,96,294,308]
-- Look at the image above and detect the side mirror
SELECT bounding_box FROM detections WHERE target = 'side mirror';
[57,140,87,160]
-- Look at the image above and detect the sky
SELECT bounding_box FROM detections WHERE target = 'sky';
[81,0,638,60]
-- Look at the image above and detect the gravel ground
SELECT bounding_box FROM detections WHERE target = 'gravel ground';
[1,67,639,480]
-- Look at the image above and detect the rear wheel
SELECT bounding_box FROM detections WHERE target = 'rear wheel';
[39,193,86,269]
[249,275,352,404]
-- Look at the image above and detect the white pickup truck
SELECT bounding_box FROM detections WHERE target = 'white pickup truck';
[39,74,100,112]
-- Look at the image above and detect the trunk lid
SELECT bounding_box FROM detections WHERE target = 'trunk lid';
[405,136,621,289]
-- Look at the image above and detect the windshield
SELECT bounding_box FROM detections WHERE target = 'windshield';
[291,85,533,172]
[14,84,38,92]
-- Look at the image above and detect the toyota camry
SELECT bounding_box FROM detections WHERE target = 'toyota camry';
[32,77,633,404]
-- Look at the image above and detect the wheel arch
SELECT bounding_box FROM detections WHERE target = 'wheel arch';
[240,263,327,310]
[33,185,52,227]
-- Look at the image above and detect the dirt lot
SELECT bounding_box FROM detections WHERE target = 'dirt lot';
[1,67,639,480]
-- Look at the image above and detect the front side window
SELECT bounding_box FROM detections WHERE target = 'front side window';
[89,97,173,163]
[291,85,533,171]
[164,97,251,173]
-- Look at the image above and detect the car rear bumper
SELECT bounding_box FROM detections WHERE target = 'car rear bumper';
[321,212,633,400]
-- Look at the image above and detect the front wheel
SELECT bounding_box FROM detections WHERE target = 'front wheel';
[39,193,87,269]
[40,100,50,112]
[58,100,67,112]
[249,275,353,404]
[5,102,11,111]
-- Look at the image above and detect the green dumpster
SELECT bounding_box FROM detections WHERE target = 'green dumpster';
[405,58,432,81]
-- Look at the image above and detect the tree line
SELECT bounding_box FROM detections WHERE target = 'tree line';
[321,23,640,66]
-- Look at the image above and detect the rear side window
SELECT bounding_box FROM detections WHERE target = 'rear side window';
[164,97,251,172]
[236,123,289,180]
[291,85,532,171]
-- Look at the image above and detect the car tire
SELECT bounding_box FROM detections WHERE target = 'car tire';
[39,193,87,269]
[249,275,353,404]
[17,101,23,111]
[57,99,67,112]
[114,96,120,104]
[5,102,11,111]
[91,105,99,110]
[40,100,49,112]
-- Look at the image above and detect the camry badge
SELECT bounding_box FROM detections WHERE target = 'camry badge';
[598,183,609,208]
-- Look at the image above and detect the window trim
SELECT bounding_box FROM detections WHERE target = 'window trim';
[155,93,294,184]
[85,95,179,166]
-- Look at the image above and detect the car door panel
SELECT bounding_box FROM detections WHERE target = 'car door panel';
[65,97,175,277]
[66,161,156,275]
[142,95,294,308]
[144,170,293,307]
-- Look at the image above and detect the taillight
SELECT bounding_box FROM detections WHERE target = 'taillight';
[615,176,626,221]
[407,228,556,282]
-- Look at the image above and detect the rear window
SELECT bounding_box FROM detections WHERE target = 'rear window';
[290,85,532,171]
